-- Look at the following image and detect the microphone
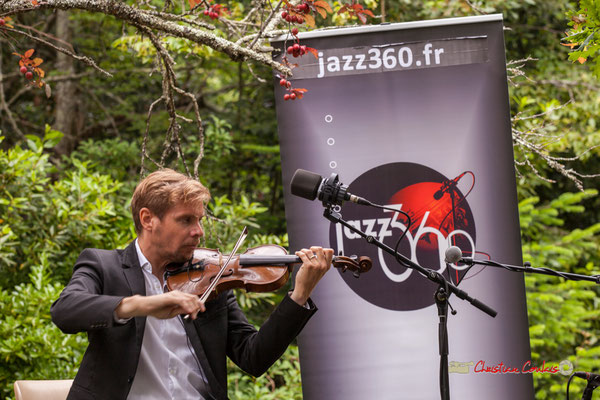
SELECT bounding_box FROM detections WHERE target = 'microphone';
[444,246,463,264]
[574,371,600,383]
[434,172,467,200]
[290,169,371,207]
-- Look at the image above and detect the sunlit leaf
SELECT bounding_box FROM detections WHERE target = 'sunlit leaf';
[313,1,332,13]
[361,9,375,17]
[303,13,315,27]
[315,6,327,19]
[306,47,319,59]
[561,42,578,49]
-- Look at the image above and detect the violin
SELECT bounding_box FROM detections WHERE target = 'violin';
[165,244,372,302]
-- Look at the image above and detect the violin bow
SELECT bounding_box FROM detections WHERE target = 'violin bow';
[198,226,248,303]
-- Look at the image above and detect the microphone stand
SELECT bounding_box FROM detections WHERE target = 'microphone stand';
[582,380,599,400]
[323,206,497,400]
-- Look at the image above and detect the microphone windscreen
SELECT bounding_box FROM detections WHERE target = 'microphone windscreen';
[290,169,322,201]
[444,246,463,264]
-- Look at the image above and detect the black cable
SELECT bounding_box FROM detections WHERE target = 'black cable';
[368,203,412,244]
[437,171,475,232]
[177,315,204,373]
[566,373,576,400]
[362,202,413,268]
[467,258,574,280]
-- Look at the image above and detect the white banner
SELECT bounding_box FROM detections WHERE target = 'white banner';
[273,15,533,399]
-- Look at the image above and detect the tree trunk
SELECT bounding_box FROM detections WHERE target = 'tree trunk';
[54,10,78,155]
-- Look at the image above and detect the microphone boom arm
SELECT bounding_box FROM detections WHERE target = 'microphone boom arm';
[461,258,600,284]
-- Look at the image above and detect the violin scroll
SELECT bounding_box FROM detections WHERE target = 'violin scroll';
[332,255,372,278]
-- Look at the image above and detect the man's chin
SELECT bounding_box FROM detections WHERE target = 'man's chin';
[177,247,197,261]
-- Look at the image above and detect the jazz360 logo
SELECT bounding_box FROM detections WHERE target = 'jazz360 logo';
[329,162,480,311]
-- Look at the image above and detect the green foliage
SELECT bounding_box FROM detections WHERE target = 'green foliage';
[0,130,134,287]
[564,0,600,77]
[228,346,303,400]
[0,132,135,396]
[204,194,269,250]
[69,138,140,184]
[520,190,600,399]
[0,258,87,399]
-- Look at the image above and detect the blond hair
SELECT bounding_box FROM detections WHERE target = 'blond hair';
[131,169,210,234]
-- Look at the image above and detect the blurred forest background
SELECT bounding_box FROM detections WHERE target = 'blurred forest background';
[1,0,599,398]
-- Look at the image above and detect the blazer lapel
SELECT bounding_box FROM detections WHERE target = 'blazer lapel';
[121,241,145,294]
[121,241,147,346]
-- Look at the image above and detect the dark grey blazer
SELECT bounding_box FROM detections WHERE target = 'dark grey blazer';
[51,242,316,400]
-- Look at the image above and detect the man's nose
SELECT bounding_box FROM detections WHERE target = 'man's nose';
[191,222,204,237]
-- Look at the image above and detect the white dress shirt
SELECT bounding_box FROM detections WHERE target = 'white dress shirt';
[127,240,209,400]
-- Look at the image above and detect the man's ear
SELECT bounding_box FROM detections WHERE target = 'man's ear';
[139,208,155,232]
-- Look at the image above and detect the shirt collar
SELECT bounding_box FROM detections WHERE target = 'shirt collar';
[134,238,152,273]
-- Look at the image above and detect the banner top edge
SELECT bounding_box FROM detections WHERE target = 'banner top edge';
[271,14,503,43]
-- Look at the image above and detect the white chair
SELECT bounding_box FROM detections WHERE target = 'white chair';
[14,380,73,400]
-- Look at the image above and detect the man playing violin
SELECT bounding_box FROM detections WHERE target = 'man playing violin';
[51,168,334,400]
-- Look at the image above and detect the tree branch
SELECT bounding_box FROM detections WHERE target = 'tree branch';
[3,26,112,76]
[0,42,25,139]
[0,0,292,75]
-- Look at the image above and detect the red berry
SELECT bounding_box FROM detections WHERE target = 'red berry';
[290,93,297,100]
[0,19,5,26]
[297,16,304,24]
[293,43,300,51]
[281,11,288,19]
[286,15,293,23]
[279,78,287,87]
[204,9,209,15]
[20,66,28,74]
[284,94,290,101]
[211,12,218,19]
[291,27,299,35]
[286,81,292,88]
[25,71,33,80]
[287,46,294,54]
